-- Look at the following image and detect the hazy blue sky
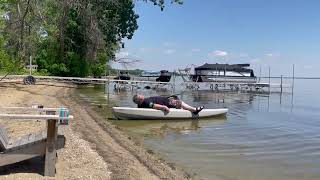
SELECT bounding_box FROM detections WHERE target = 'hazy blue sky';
[114,0,320,77]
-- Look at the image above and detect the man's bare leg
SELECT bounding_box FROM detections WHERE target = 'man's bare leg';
[181,101,197,112]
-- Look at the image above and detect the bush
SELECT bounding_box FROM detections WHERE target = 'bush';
[67,52,89,77]
[90,63,106,77]
[49,63,69,76]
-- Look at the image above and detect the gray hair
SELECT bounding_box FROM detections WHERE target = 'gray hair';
[132,94,140,104]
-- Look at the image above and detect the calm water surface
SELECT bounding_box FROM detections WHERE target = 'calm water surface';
[76,79,320,180]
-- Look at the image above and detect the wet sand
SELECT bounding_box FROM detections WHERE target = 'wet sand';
[0,82,188,180]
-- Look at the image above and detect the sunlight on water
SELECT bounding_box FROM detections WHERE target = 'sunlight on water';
[76,78,320,180]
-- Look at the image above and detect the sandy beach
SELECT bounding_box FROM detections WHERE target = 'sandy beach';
[0,82,188,180]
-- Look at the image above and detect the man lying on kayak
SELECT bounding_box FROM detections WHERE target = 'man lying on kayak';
[132,94,204,114]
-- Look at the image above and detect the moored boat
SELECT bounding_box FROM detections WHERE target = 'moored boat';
[190,63,257,83]
[138,70,172,82]
[156,70,172,82]
[112,107,228,120]
[114,71,131,80]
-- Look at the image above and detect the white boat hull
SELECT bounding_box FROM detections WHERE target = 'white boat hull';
[112,107,228,120]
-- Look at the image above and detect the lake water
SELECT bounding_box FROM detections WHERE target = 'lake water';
[75,78,320,180]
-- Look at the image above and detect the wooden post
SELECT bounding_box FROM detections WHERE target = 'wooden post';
[29,56,33,75]
[224,65,226,90]
[291,64,295,112]
[44,110,58,177]
[268,66,271,93]
[280,75,283,94]
[104,62,108,93]
[259,65,261,83]
[173,70,176,94]
[292,64,295,94]
[107,70,110,104]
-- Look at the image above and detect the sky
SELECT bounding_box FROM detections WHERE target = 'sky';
[114,0,320,77]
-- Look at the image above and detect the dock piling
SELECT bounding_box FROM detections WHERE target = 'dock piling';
[280,75,283,94]
[173,70,176,94]
[292,64,295,94]
[268,66,271,93]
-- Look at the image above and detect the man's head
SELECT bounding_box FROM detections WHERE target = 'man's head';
[132,94,144,105]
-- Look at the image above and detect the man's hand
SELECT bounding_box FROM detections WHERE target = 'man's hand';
[162,106,170,113]
[153,104,170,113]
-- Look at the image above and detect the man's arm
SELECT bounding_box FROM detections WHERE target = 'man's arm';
[153,104,170,112]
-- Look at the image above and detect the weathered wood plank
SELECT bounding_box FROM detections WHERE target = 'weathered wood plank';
[44,110,58,177]
[0,135,65,166]
[0,114,73,120]
[0,106,65,112]
[0,126,9,151]
[0,140,46,166]
[0,126,9,144]
[0,137,6,151]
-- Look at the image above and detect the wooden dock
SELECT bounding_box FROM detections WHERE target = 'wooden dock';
[1,74,292,93]
[1,75,174,91]
[2,75,171,85]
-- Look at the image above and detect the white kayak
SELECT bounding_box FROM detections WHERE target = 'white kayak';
[112,107,228,120]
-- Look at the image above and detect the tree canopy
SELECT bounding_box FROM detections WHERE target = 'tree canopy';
[0,0,182,77]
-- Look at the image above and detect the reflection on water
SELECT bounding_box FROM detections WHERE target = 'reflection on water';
[76,79,320,180]
[111,117,226,138]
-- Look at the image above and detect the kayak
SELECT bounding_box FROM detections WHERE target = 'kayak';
[112,107,228,120]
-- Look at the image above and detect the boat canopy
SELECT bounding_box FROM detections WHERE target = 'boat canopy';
[195,63,252,73]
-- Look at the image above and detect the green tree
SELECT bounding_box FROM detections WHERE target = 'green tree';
[1,0,183,77]
[144,0,183,11]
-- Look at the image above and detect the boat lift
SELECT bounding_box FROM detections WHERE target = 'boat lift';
[177,67,294,94]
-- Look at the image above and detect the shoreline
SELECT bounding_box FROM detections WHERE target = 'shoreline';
[0,82,189,179]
